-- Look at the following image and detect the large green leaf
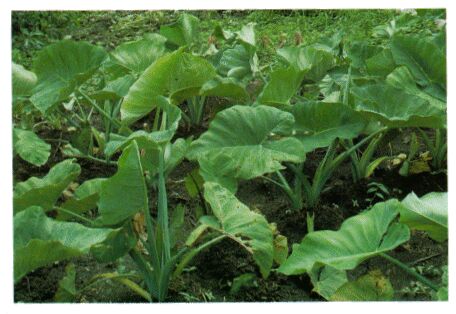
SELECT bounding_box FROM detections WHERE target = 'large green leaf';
[13,128,51,166]
[200,76,249,101]
[187,105,306,189]
[256,66,305,108]
[160,13,200,47]
[400,191,448,242]
[365,49,397,77]
[235,23,256,47]
[30,40,107,114]
[386,66,446,111]
[351,83,445,128]
[390,34,446,87]
[217,44,257,81]
[277,45,335,82]
[292,102,367,152]
[278,199,410,275]
[202,182,274,278]
[12,62,37,101]
[110,34,167,74]
[329,270,394,301]
[14,159,81,214]
[14,206,114,283]
[96,141,148,226]
[309,266,348,300]
[120,49,216,124]
[345,41,382,69]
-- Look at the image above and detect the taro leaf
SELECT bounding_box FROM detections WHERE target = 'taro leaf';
[351,83,445,129]
[14,159,81,214]
[212,24,235,42]
[277,45,335,82]
[110,34,167,74]
[309,266,348,300]
[57,178,106,220]
[14,206,114,283]
[390,35,446,87]
[90,223,137,263]
[386,66,446,111]
[96,141,147,226]
[13,128,51,166]
[292,102,367,152]
[187,105,306,190]
[236,23,256,47]
[200,76,249,101]
[121,48,215,124]
[160,13,200,47]
[256,66,305,108]
[54,263,77,302]
[400,191,448,242]
[366,49,397,77]
[30,40,107,114]
[345,41,382,69]
[217,44,256,80]
[203,182,274,278]
[329,270,394,301]
[278,199,410,275]
[12,62,37,101]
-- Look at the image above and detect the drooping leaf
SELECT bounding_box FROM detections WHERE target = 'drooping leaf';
[13,128,51,166]
[121,49,215,124]
[12,62,37,101]
[390,34,446,87]
[96,141,147,226]
[292,101,367,152]
[14,159,81,214]
[200,76,249,101]
[160,13,200,47]
[309,266,348,300]
[14,206,114,283]
[110,34,167,74]
[277,45,335,82]
[203,182,274,278]
[351,83,446,129]
[54,263,77,302]
[187,105,306,190]
[278,199,410,275]
[30,40,107,114]
[256,66,305,108]
[329,270,394,301]
[400,191,448,242]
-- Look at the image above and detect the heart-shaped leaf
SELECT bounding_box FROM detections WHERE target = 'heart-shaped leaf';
[13,128,51,166]
[278,199,410,275]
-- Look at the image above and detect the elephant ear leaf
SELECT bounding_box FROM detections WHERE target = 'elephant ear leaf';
[13,128,51,166]
[390,34,446,88]
[160,13,200,47]
[96,141,148,226]
[400,191,448,242]
[278,199,410,275]
[309,266,348,300]
[109,34,167,75]
[30,40,107,114]
[14,206,115,283]
[121,48,215,124]
[256,66,305,108]
[202,182,274,278]
[351,83,445,129]
[187,105,306,191]
[292,101,367,152]
[14,159,81,214]
[329,270,394,301]
[12,62,37,101]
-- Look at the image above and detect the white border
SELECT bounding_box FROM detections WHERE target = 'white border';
[1,1,454,314]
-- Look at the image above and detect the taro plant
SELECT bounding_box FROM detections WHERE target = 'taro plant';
[279,191,448,300]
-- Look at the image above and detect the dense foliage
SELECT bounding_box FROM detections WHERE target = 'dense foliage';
[12,10,447,302]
